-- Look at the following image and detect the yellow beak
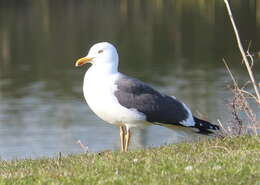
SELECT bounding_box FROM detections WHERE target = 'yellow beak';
[75,57,94,67]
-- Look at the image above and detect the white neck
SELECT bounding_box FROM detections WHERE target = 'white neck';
[92,63,118,75]
[87,54,119,77]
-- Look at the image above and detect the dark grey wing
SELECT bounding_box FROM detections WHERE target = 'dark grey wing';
[114,74,189,126]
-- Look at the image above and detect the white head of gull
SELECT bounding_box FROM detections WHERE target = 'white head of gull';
[75,42,219,152]
[76,42,119,74]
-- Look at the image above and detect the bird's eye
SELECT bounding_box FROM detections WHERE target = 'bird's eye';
[98,49,103,54]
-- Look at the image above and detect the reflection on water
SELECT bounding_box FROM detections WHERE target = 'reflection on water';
[0,0,259,160]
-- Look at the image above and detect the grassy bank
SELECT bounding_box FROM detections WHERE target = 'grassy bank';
[0,136,259,185]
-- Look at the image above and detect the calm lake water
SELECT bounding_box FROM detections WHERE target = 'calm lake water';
[0,0,259,160]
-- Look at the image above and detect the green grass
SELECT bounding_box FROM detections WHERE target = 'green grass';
[0,136,259,185]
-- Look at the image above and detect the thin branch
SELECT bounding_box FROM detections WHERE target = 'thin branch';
[224,0,260,104]
[217,119,228,135]
[77,140,89,153]
[239,89,259,102]
[223,59,238,88]
[246,41,254,67]
[246,41,252,52]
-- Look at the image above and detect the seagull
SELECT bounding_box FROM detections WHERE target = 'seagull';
[75,42,219,152]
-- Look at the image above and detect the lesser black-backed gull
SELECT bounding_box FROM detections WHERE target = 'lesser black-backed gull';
[75,42,219,152]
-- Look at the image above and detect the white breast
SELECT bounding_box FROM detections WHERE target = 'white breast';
[83,67,146,127]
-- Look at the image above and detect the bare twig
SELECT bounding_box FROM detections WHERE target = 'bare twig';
[217,119,229,137]
[230,93,243,135]
[224,0,260,104]
[77,140,89,153]
[246,41,254,67]
[223,59,238,87]
[222,60,258,136]
[239,89,259,102]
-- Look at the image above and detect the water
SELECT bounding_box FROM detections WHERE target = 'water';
[0,0,259,160]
